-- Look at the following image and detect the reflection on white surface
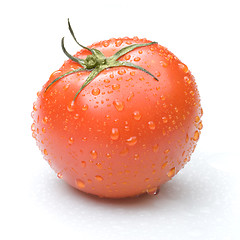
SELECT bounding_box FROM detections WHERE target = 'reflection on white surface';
[27,151,240,240]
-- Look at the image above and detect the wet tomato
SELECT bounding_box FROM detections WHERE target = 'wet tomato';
[31,20,203,198]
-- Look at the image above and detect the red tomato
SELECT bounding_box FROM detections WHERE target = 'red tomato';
[31,21,203,198]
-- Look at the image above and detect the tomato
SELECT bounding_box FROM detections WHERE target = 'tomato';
[31,20,203,198]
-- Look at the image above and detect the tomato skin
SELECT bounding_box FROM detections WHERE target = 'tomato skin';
[32,37,202,198]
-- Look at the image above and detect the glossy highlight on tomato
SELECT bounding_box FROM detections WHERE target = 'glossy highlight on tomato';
[31,20,203,198]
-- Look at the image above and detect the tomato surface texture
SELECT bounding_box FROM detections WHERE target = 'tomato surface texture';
[31,22,203,198]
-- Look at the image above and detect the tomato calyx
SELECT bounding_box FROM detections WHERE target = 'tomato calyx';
[45,19,159,102]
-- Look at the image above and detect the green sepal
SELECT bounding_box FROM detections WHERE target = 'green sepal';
[109,41,158,61]
[45,68,90,92]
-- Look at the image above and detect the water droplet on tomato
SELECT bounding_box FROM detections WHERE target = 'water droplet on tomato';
[115,39,123,47]
[195,116,200,122]
[74,113,79,119]
[113,100,124,111]
[92,88,100,96]
[126,136,137,146]
[184,76,191,84]
[112,84,120,90]
[82,104,88,111]
[67,101,75,112]
[31,123,36,131]
[68,137,74,145]
[57,172,63,179]
[134,153,139,160]
[162,117,168,123]
[160,61,168,67]
[127,92,134,101]
[81,161,86,168]
[76,179,85,188]
[164,149,170,154]
[63,83,70,90]
[133,111,141,120]
[178,63,189,73]
[167,167,176,178]
[134,57,141,62]
[198,121,203,130]
[148,121,156,130]
[33,102,37,111]
[161,162,167,169]
[43,149,48,155]
[111,128,119,140]
[153,144,159,152]
[118,69,126,75]
[193,131,200,141]
[96,162,102,169]
[42,127,46,133]
[103,40,110,47]
[147,186,160,195]
[95,175,103,181]
[90,150,98,159]
[42,116,48,124]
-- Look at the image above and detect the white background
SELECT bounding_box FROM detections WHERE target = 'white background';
[1,0,240,239]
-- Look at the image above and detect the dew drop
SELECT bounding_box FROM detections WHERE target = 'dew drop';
[95,175,103,181]
[161,162,168,169]
[68,137,74,145]
[81,161,86,168]
[33,102,37,111]
[160,61,168,67]
[133,111,141,120]
[115,39,123,47]
[184,76,192,84]
[67,101,75,112]
[63,83,70,90]
[31,123,36,131]
[134,153,139,160]
[74,113,79,120]
[76,179,85,188]
[92,88,100,96]
[164,149,170,154]
[112,84,120,90]
[195,116,200,123]
[96,162,102,169]
[198,121,203,130]
[43,149,48,155]
[193,131,200,141]
[111,128,119,140]
[147,186,160,195]
[148,121,156,130]
[167,167,176,178]
[57,172,63,179]
[178,63,189,73]
[82,104,88,111]
[113,100,124,111]
[126,136,137,146]
[134,57,141,62]
[153,144,159,153]
[90,150,98,159]
[42,116,48,124]
[127,92,134,101]
[162,117,168,123]
[103,40,110,47]
[118,69,126,75]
